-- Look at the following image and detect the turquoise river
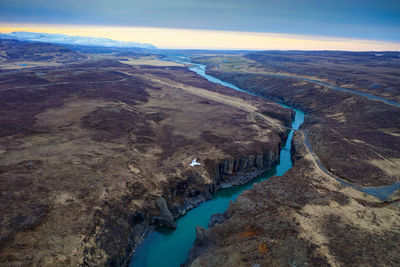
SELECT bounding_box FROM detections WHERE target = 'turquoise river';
[130,60,305,267]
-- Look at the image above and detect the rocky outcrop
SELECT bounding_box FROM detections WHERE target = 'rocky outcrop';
[214,150,280,188]
[152,197,176,228]
[195,226,209,246]
[208,212,226,228]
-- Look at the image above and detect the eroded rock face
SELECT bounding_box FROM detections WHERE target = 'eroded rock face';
[218,152,277,176]
[208,212,226,228]
[153,197,176,228]
[195,226,209,246]
[161,144,283,222]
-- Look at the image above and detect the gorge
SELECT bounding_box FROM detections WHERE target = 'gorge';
[129,60,305,267]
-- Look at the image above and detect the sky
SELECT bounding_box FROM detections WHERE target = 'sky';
[0,0,399,50]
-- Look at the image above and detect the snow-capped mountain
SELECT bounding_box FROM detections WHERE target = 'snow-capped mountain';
[0,31,157,49]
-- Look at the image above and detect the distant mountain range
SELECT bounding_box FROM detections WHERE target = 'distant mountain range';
[0,31,157,49]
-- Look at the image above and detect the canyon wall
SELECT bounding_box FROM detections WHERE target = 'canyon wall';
[111,140,284,266]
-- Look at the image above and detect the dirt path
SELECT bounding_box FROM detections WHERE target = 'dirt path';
[120,71,287,132]
[300,130,400,201]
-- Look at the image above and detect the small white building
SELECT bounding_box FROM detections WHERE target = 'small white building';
[190,159,201,167]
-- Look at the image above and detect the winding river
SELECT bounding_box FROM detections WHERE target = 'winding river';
[129,60,305,267]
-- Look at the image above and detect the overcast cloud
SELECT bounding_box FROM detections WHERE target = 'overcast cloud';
[1,0,399,41]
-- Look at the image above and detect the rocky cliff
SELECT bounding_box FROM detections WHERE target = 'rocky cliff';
[167,147,282,218]
[91,142,285,266]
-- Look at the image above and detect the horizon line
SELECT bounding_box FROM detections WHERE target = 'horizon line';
[1,23,400,51]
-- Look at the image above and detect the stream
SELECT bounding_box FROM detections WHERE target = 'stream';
[129,60,305,267]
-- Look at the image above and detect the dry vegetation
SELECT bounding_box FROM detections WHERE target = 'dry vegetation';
[0,42,292,266]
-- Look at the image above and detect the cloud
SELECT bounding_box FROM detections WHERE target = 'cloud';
[0,0,399,42]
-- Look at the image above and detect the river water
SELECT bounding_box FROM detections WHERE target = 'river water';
[129,61,305,267]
